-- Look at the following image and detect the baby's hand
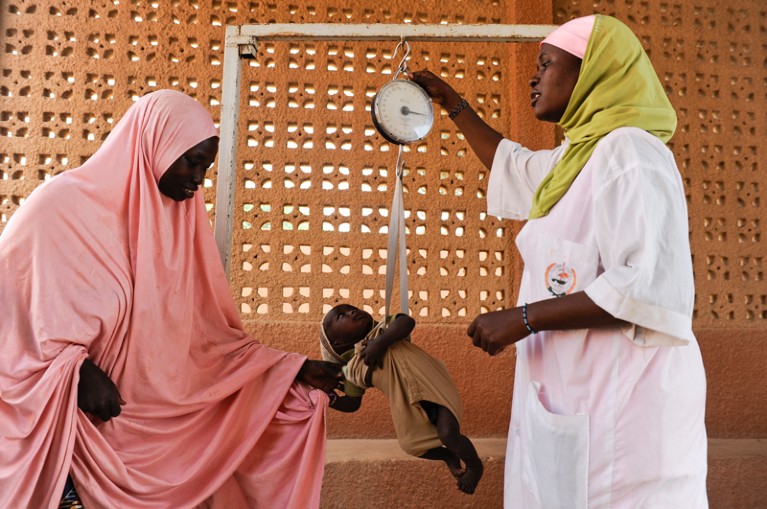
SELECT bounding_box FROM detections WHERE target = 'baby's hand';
[360,341,385,369]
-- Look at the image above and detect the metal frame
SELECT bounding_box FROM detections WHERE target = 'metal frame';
[215,23,555,275]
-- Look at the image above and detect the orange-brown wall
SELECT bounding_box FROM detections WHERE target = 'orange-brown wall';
[1,0,763,458]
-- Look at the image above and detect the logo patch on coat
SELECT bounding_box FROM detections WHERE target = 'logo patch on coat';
[545,262,576,297]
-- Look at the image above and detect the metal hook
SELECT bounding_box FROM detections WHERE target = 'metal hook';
[392,38,411,80]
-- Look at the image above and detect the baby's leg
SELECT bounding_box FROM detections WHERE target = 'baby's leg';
[433,404,484,495]
[419,447,463,479]
[418,401,463,477]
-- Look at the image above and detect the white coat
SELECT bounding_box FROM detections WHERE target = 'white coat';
[488,127,708,508]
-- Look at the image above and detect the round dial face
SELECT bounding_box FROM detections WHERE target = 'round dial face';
[371,79,434,145]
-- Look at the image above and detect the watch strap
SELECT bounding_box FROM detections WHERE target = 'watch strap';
[448,98,469,120]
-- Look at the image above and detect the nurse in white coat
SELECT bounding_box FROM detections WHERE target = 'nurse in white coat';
[411,14,708,508]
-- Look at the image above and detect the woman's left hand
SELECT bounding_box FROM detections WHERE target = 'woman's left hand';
[408,70,461,107]
[297,359,344,393]
[467,307,529,356]
[77,358,126,421]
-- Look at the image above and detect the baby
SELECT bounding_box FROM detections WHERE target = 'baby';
[320,304,483,494]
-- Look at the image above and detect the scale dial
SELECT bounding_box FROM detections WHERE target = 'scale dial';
[371,79,434,145]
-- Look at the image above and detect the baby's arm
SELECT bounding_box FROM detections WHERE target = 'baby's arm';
[329,393,362,413]
[360,314,416,368]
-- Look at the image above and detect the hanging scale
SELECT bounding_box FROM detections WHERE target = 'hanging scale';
[371,40,434,319]
[371,40,435,145]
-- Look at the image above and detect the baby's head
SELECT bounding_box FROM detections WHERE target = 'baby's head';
[319,304,374,362]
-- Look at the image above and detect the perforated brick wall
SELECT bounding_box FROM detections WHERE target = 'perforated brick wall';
[1,1,517,326]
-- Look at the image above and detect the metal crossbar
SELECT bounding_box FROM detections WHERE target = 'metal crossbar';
[215,23,555,275]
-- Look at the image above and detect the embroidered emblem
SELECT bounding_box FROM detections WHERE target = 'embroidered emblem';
[545,262,577,297]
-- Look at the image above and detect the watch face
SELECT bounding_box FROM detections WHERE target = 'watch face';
[372,80,434,145]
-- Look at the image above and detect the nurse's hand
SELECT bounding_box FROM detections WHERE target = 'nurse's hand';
[466,307,530,356]
[408,70,462,109]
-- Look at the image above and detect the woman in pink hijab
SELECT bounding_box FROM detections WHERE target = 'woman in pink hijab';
[0,90,341,508]
[412,14,707,509]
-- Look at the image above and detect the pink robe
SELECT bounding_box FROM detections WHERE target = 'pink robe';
[0,90,328,508]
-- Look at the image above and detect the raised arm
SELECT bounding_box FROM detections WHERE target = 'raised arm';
[409,70,504,170]
[360,314,416,368]
[467,291,627,356]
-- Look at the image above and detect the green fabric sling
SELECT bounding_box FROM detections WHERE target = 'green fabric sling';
[528,14,678,219]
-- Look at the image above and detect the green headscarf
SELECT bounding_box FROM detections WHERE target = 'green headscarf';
[528,14,677,219]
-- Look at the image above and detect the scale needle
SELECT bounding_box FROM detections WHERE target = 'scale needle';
[400,106,429,116]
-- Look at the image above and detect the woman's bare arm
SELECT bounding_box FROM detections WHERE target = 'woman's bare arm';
[409,70,504,170]
[467,291,627,356]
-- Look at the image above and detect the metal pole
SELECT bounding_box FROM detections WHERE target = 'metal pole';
[214,26,257,276]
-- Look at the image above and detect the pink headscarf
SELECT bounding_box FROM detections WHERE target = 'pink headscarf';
[541,15,596,59]
[0,90,327,507]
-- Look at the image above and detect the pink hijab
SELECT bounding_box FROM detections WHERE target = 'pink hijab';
[541,15,596,59]
[0,90,327,508]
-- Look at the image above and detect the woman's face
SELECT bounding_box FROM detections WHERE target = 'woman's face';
[323,304,374,353]
[159,136,219,201]
[529,43,582,123]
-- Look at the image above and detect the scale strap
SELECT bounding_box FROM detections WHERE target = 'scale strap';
[384,145,409,318]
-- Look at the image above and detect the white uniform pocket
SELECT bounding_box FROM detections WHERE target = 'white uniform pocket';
[522,381,589,509]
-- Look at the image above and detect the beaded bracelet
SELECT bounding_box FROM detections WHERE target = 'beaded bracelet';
[522,303,537,335]
[448,98,469,120]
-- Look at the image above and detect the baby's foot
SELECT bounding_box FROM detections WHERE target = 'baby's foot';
[445,456,464,479]
[456,462,484,494]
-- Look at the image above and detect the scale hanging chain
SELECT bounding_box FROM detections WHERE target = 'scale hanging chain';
[384,144,409,319]
[391,38,411,81]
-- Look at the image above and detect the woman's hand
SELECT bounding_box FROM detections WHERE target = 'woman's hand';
[408,70,463,109]
[77,358,125,421]
[409,69,503,170]
[297,359,344,393]
[466,307,530,356]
